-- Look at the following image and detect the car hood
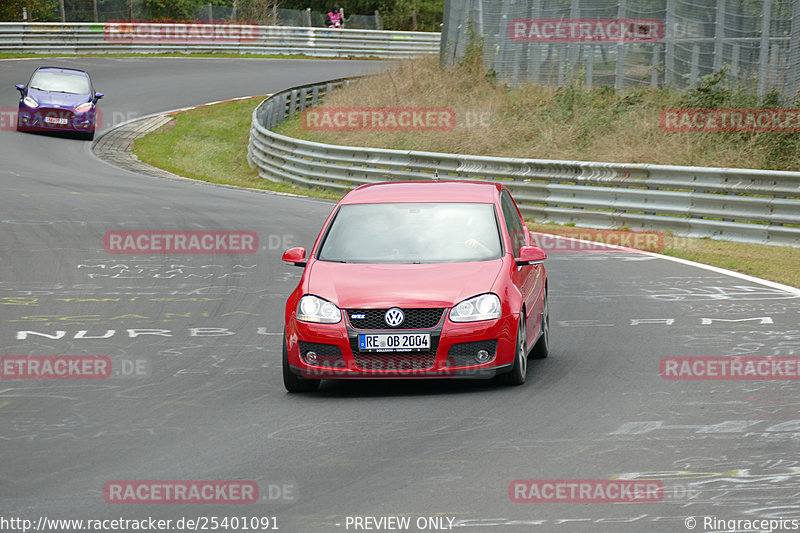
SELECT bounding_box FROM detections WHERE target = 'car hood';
[26,88,91,107]
[306,259,504,309]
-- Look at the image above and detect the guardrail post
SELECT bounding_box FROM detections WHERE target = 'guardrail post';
[303,8,312,27]
[298,88,308,111]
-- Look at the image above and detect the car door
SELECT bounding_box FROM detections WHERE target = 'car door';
[500,190,542,348]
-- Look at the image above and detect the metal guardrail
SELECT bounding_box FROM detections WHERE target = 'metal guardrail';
[0,22,440,58]
[248,78,800,247]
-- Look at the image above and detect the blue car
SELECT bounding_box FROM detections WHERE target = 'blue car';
[15,67,103,140]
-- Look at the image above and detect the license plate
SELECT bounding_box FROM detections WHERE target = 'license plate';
[358,333,430,352]
[45,117,68,125]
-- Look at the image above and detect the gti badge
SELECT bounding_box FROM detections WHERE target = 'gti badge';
[384,308,404,327]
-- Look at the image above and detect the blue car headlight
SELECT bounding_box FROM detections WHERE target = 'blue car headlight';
[22,96,38,108]
[75,102,93,113]
[297,295,342,324]
[449,293,502,322]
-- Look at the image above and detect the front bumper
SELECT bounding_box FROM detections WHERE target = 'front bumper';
[286,312,517,380]
[18,106,96,132]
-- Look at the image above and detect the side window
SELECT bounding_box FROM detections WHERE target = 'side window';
[500,191,526,257]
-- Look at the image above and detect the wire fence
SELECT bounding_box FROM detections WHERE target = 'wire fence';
[17,1,383,29]
[441,0,800,101]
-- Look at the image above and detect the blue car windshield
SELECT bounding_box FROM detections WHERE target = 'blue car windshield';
[318,202,503,264]
[29,71,90,94]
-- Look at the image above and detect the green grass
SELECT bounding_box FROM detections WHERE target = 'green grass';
[132,97,343,201]
[527,222,799,288]
[132,93,799,289]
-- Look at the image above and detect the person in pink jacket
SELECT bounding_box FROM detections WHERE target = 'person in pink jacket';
[326,5,343,28]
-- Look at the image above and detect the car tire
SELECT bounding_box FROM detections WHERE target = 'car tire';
[78,130,95,141]
[530,291,549,359]
[282,333,320,393]
[499,313,527,386]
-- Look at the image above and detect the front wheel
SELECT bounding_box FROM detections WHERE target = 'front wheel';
[282,334,320,393]
[499,313,527,386]
[530,291,549,359]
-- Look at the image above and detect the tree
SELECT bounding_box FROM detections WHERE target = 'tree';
[0,0,58,21]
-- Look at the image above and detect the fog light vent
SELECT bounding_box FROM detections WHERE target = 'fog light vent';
[475,349,491,363]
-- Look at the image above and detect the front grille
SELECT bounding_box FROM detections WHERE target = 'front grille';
[30,108,78,129]
[297,341,344,367]
[347,308,445,330]
[349,335,439,371]
[446,340,498,367]
[349,336,439,355]
[353,354,437,371]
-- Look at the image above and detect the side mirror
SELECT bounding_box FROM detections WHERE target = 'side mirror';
[93,92,104,102]
[15,84,25,94]
[282,247,307,267]
[516,245,546,266]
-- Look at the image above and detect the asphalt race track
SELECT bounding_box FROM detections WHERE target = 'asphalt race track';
[1,57,800,533]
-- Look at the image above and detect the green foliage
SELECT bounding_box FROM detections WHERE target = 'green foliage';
[0,0,57,21]
[280,0,444,31]
[142,0,208,20]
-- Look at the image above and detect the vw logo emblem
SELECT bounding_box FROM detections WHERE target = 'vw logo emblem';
[384,308,405,327]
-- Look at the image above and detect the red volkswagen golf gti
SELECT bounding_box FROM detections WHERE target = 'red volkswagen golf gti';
[281,181,549,392]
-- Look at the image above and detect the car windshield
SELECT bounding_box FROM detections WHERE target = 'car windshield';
[29,71,90,94]
[318,202,502,264]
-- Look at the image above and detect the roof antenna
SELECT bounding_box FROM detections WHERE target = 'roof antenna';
[433,169,439,181]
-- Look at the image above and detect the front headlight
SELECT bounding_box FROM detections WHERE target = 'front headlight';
[23,96,38,108]
[297,295,342,324]
[449,293,502,322]
[75,102,93,113]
